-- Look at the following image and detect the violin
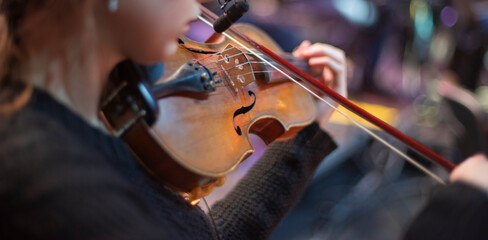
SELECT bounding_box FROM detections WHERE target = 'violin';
[101,22,318,201]
[100,5,457,202]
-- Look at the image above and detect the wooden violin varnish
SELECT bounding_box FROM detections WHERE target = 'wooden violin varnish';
[100,22,317,202]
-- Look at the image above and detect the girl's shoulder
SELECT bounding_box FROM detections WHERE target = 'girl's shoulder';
[0,106,110,181]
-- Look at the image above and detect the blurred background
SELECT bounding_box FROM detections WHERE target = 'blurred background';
[195,0,488,239]
[0,1,486,239]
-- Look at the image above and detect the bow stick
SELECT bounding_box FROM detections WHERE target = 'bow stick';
[198,5,456,184]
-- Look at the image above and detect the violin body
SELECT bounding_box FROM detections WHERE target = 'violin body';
[102,24,316,200]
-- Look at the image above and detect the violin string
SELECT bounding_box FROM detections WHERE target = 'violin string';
[198,16,446,184]
[206,66,249,85]
[193,45,307,72]
[193,51,222,64]
[248,61,309,69]
[193,45,241,65]
[234,47,309,64]
[194,45,275,69]
[203,61,252,79]
[204,57,307,76]
[200,51,252,69]
[194,47,308,71]
[233,50,310,68]
[214,61,253,75]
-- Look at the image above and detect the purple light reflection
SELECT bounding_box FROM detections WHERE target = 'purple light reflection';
[441,6,458,27]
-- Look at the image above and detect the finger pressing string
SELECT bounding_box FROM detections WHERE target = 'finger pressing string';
[292,40,312,57]
[297,43,345,64]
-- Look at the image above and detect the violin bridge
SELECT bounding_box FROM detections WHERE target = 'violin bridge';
[216,45,256,94]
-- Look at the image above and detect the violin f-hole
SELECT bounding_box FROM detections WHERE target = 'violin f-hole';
[233,91,256,136]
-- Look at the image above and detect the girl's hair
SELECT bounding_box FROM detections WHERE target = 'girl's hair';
[0,0,95,114]
[0,0,32,114]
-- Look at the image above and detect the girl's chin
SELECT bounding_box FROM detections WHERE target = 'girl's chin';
[136,40,179,65]
[162,40,179,60]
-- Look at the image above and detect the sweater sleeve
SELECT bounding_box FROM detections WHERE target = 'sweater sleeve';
[405,182,488,240]
[209,122,337,240]
[0,123,173,240]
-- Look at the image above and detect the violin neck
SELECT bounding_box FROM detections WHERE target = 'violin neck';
[282,54,309,73]
[257,53,310,84]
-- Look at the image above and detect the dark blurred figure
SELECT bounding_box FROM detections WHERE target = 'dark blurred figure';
[449,0,488,90]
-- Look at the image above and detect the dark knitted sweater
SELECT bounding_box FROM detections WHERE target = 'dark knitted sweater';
[0,89,337,239]
[405,182,488,240]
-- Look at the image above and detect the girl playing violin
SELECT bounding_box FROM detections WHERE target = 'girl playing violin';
[0,0,347,239]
